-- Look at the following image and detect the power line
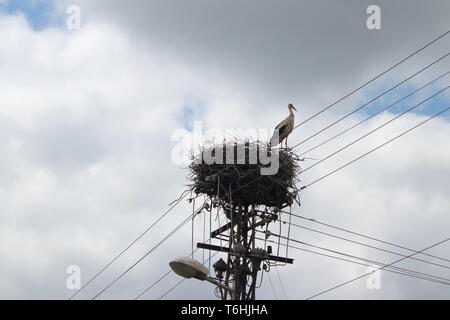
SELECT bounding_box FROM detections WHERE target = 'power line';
[299,71,449,157]
[92,213,193,300]
[301,107,450,190]
[257,237,450,286]
[278,218,450,270]
[305,238,450,299]
[280,210,450,264]
[301,87,448,173]
[68,191,189,300]
[217,230,450,289]
[259,232,450,283]
[293,30,449,130]
[292,53,449,150]
[158,279,185,300]
[213,231,450,294]
[135,270,172,300]
[260,236,450,285]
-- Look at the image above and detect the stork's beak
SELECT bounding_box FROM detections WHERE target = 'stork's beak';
[292,106,297,111]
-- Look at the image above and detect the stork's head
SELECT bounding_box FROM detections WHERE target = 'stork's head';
[288,104,297,111]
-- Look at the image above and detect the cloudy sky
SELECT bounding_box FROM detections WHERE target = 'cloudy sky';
[0,0,449,300]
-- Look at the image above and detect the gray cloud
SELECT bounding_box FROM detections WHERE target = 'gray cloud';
[62,0,449,106]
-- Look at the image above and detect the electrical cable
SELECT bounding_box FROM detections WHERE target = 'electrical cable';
[278,219,450,270]
[292,54,448,149]
[301,107,450,190]
[293,31,449,130]
[257,236,450,286]
[301,87,448,173]
[92,213,194,300]
[304,238,450,299]
[68,191,189,300]
[298,71,449,157]
[279,210,450,263]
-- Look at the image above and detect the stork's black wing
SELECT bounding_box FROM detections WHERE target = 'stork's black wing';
[271,123,288,144]
[275,123,288,137]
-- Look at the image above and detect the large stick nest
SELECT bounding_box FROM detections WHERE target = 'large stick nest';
[188,141,302,209]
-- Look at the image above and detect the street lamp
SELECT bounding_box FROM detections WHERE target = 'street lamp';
[169,257,233,294]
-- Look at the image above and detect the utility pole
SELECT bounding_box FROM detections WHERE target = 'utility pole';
[197,204,294,300]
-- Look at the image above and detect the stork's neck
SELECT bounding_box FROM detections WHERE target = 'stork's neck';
[289,107,294,116]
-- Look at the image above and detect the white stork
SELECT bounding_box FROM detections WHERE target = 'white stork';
[270,104,297,148]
